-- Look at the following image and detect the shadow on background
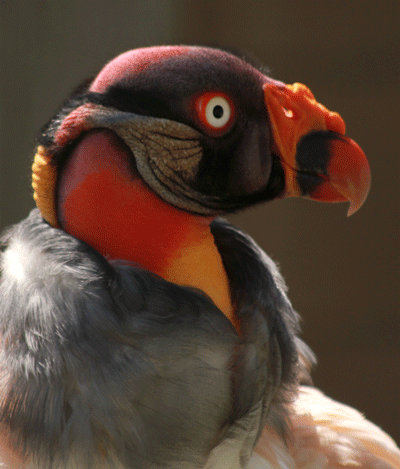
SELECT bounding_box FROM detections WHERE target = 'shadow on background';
[1,1,399,443]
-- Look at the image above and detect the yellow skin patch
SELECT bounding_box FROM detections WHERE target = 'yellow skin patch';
[32,146,59,228]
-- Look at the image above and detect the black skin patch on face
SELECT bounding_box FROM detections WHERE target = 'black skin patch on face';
[295,131,345,196]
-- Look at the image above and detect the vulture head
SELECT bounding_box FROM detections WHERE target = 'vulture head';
[33,46,370,236]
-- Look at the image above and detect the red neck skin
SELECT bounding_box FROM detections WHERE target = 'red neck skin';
[58,130,237,331]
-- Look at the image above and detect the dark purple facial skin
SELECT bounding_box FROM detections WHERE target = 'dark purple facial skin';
[86,46,286,205]
[38,46,287,215]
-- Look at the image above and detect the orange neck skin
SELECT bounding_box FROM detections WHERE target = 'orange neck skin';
[58,130,237,332]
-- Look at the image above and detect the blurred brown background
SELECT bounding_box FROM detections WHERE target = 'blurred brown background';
[1,1,399,443]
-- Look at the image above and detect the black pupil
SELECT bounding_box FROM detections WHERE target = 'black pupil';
[213,105,224,119]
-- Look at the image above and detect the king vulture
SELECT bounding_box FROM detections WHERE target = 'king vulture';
[0,46,399,469]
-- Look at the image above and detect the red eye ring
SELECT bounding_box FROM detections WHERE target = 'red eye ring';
[194,91,235,136]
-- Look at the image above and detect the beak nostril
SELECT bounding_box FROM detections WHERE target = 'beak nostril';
[283,107,294,118]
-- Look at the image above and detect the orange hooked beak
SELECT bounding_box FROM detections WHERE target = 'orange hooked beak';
[264,82,371,215]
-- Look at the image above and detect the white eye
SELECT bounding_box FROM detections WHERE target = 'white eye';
[195,92,235,134]
[204,96,232,128]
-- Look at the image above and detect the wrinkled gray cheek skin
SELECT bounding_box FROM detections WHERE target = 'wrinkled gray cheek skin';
[87,106,213,214]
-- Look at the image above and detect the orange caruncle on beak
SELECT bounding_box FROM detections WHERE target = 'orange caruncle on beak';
[264,82,371,215]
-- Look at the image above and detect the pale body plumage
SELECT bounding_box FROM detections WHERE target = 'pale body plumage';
[250,387,400,469]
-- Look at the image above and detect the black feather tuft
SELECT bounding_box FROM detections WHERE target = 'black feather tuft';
[37,77,94,148]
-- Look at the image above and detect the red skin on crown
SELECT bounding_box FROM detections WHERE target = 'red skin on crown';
[90,46,191,93]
